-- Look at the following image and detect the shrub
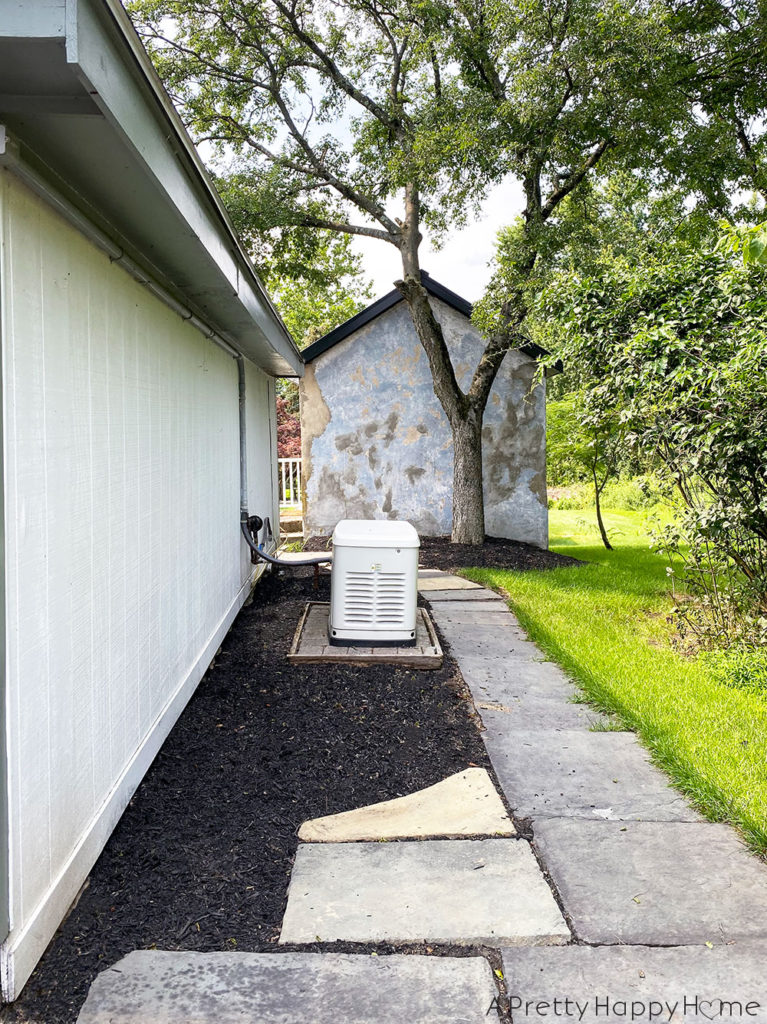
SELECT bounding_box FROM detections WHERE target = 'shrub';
[703,648,767,693]
[544,233,767,646]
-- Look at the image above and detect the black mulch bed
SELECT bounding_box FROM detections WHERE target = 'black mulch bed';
[306,533,579,573]
[4,568,494,1024]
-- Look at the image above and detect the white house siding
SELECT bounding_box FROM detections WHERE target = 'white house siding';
[301,297,548,547]
[0,171,276,996]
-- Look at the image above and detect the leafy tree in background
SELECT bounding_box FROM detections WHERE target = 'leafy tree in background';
[128,0,699,544]
[276,396,302,456]
[543,234,767,644]
[662,0,767,210]
[546,395,625,550]
[216,174,373,346]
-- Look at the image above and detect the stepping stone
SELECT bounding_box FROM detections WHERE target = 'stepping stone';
[501,944,767,1023]
[446,629,542,661]
[429,607,526,631]
[479,701,607,734]
[418,574,482,591]
[298,767,514,842]
[533,819,767,945]
[279,839,570,946]
[428,599,511,614]
[459,658,577,706]
[76,950,498,1024]
[424,588,503,602]
[485,730,700,821]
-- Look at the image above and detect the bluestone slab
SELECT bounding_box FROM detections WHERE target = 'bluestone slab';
[298,767,514,841]
[427,599,511,614]
[424,588,505,602]
[501,944,767,1024]
[485,730,700,821]
[417,575,482,591]
[429,608,526,630]
[446,630,543,661]
[279,839,570,946]
[459,657,579,706]
[76,951,499,1024]
[534,819,767,945]
[479,701,606,734]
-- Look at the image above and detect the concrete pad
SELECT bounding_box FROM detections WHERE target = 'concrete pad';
[298,767,514,842]
[423,588,503,602]
[77,950,499,1024]
[501,944,767,1024]
[287,604,442,668]
[533,819,767,945]
[279,839,570,946]
[485,730,700,821]
[418,575,482,591]
[479,701,607,734]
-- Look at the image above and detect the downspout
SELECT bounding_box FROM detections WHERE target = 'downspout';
[237,355,248,525]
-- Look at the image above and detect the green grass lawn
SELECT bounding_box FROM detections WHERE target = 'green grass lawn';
[465,507,767,854]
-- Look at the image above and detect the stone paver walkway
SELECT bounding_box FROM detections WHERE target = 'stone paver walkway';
[77,571,767,1023]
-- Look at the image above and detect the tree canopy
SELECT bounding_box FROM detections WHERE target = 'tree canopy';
[129,0,766,543]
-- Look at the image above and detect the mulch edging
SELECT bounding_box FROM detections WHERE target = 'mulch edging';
[4,567,492,1024]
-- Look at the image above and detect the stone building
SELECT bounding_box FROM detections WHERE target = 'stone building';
[299,273,548,547]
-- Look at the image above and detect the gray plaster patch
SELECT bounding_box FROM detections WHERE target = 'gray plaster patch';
[279,839,570,946]
[298,767,514,842]
[485,730,700,821]
[77,950,499,1024]
[533,820,767,945]
[501,944,767,1024]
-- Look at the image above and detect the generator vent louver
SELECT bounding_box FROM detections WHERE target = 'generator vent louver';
[343,570,408,627]
[328,520,420,646]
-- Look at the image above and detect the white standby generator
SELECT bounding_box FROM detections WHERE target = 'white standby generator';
[329,519,420,646]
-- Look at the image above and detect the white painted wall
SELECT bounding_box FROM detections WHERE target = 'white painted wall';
[0,170,277,997]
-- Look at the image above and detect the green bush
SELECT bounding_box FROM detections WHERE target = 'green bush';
[548,483,591,509]
[549,475,665,511]
[703,648,767,693]
[602,475,665,510]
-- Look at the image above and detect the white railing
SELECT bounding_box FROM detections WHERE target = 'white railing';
[278,457,303,509]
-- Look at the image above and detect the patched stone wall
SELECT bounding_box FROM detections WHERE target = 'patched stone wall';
[300,296,548,547]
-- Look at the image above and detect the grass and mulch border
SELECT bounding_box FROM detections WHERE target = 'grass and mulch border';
[464,511,767,856]
[5,537,562,1024]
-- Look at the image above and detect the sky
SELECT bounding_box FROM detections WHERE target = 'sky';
[351,177,526,303]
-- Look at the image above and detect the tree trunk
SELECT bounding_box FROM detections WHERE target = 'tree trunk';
[592,465,613,551]
[451,408,485,544]
[394,184,489,544]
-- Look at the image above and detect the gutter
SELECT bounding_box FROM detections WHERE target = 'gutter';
[0,127,240,363]
[98,0,297,359]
